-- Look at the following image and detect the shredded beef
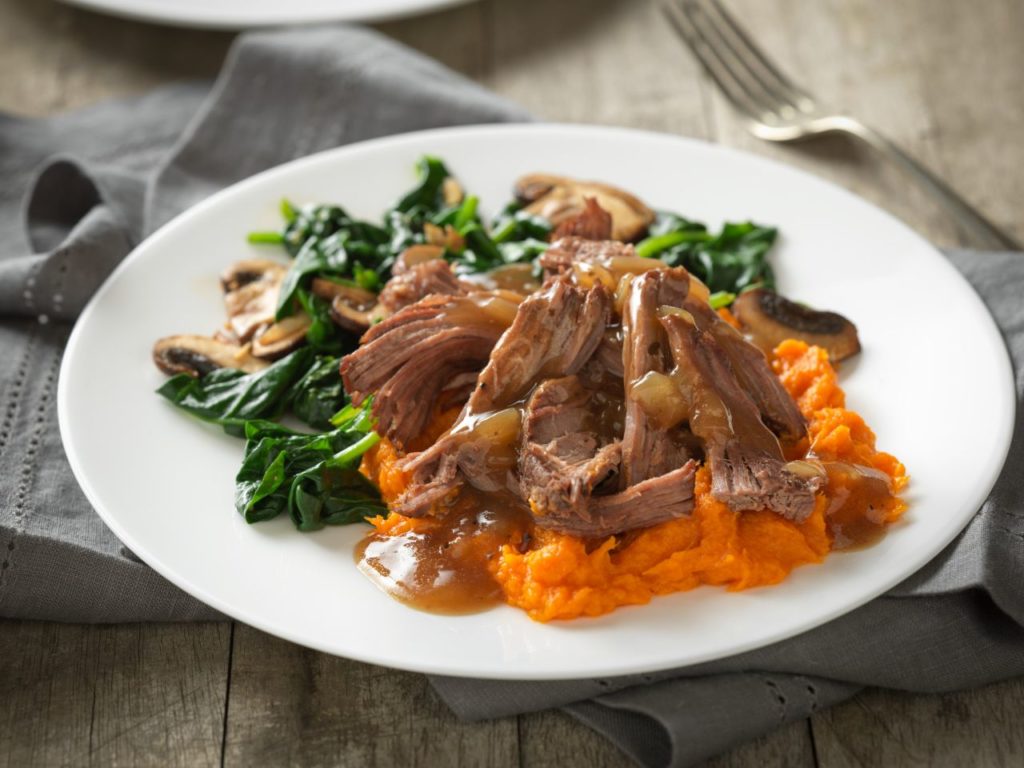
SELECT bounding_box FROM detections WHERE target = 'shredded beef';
[538,237,640,281]
[551,197,613,241]
[518,376,696,538]
[660,313,820,521]
[620,268,693,486]
[683,297,806,444]
[391,278,611,517]
[339,294,510,448]
[356,238,819,533]
[468,277,611,412]
[378,259,468,314]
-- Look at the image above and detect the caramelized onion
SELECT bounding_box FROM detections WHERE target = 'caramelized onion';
[629,371,690,429]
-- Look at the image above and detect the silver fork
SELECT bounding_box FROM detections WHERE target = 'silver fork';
[663,0,1020,251]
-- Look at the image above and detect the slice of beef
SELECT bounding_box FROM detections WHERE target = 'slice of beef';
[339,294,515,448]
[573,462,698,539]
[579,329,625,391]
[378,258,469,314]
[518,376,695,538]
[660,312,820,521]
[683,297,806,445]
[551,197,613,241]
[518,376,622,513]
[620,268,693,486]
[467,277,611,412]
[392,279,611,517]
[539,237,654,284]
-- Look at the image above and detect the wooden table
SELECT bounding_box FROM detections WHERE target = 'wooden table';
[1,0,1022,765]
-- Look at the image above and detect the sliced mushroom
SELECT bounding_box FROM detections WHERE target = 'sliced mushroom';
[220,259,286,292]
[251,313,312,359]
[221,259,287,342]
[423,223,465,251]
[153,335,269,377]
[732,288,861,362]
[442,177,464,206]
[394,244,446,273]
[310,277,377,305]
[310,277,385,333]
[514,173,656,242]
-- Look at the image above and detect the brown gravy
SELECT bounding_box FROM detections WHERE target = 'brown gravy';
[355,488,532,615]
[354,459,896,613]
[822,462,895,550]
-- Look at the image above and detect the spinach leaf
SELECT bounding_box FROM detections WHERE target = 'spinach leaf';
[637,214,777,296]
[709,291,737,310]
[249,202,389,258]
[295,289,354,356]
[490,201,553,244]
[156,348,315,437]
[275,230,393,320]
[234,400,384,529]
[288,354,346,430]
[394,156,452,214]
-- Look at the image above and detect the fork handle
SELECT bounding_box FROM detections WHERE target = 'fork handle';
[832,116,1020,251]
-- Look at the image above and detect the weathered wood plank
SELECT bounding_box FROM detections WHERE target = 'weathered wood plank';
[704,721,816,768]
[519,710,633,768]
[487,0,711,137]
[813,679,1024,768]
[0,619,230,768]
[518,710,815,768]
[221,623,519,767]
[0,1,231,117]
[702,0,1024,247]
[378,2,487,80]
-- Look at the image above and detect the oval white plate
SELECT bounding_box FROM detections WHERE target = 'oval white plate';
[59,125,1014,680]
[63,0,472,28]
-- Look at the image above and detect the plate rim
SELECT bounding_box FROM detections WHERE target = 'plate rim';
[61,0,474,29]
[57,122,1017,679]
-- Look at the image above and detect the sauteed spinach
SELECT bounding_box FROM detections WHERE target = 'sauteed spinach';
[636,213,777,296]
[235,402,384,530]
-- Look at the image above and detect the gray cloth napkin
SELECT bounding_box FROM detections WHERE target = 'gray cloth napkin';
[1,24,1021,768]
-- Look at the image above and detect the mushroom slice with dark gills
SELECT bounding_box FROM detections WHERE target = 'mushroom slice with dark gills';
[310,277,384,334]
[152,334,268,377]
[220,259,287,342]
[514,173,656,242]
[732,288,861,363]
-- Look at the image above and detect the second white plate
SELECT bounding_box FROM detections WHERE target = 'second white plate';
[63,0,473,28]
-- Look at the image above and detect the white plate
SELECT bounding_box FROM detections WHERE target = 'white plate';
[59,124,1014,680]
[63,0,472,28]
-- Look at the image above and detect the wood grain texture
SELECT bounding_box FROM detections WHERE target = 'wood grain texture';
[221,624,518,767]
[698,0,1024,248]
[812,680,1024,768]
[487,0,711,137]
[0,0,231,117]
[0,0,1022,766]
[0,620,230,768]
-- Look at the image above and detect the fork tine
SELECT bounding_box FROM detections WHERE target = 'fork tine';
[703,0,816,112]
[663,0,772,123]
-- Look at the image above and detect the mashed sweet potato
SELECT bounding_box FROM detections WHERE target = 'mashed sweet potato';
[362,340,907,622]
